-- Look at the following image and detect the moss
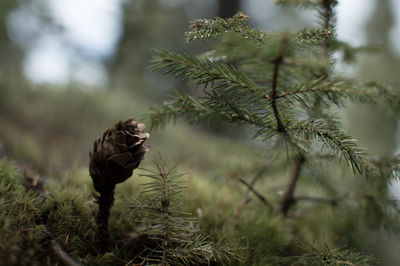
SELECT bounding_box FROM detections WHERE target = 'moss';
[0,159,46,265]
[0,158,376,265]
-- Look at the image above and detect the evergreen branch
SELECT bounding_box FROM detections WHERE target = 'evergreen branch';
[166,236,241,265]
[387,154,400,180]
[146,90,275,131]
[332,40,379,63]
[292,242,378,265]
[296,28,335,44]
[145,91,210,130]
[210,33,275,66]
[362,81,400,110]
[273,85,361,100]
[264,80,400,110]
[208,89,275,128]
[317,0,337,58]
[128,155,239,265]
[150,50,258,93]
[289,119,372,175]
[185,12,265,43]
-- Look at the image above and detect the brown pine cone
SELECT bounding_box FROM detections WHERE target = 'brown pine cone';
[89,118,149,193]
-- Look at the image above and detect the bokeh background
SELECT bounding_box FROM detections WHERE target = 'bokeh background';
[1,0,400,264]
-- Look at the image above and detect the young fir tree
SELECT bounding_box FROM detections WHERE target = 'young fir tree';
[128,154,238,265]
[147,0,400,254]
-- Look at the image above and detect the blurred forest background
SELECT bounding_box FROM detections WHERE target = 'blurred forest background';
[1,0,400,264]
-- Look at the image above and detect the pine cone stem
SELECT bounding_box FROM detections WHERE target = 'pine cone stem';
[95,184,115,253]
[89,119,149,253]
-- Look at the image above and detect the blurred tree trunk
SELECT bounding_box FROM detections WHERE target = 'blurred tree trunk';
[218,0,240,18]
[0,1,23,74]
[346,0,400,264]
[108,0,187,95]
[365,0,393,46]
[347,0,398,156]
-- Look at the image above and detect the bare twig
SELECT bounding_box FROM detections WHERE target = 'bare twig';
[227,197,252,231]
[43,227,83,266]
[227,146,278,231]
[271,58,285,133]
[280,155,306,216]
[271,35,289,134]
[239,178,274,212]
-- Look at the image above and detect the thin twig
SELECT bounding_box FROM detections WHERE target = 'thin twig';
[270,35,289,133]
[321,0,334,59]
[43,226,83,266]
[278,3,335,216]
[266,86,363,100]
[280,155,306,216]
[239,178,274,212]
[25,175,82,265]
[271,57,285,133]
[227,197,252,231]
[227,143,279,230]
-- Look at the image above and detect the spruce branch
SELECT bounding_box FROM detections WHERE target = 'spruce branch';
[290,242,378,265]
[146,91,210,130]
[289,119,372,175]
[150,50,258,93]
[332,40,379,63]
[263,79,400,109]
[148,5,400,239]
[146,89,276,132]
[185,12,265,43]
[296,28,335,44]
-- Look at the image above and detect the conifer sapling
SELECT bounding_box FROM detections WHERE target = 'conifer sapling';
[89,118,149,253]
[148,0,400,220]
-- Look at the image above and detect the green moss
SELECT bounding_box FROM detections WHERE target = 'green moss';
[0,159,46,266]
[0,158,376,265]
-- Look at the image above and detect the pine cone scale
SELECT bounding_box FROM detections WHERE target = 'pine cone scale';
[89,119,150,193]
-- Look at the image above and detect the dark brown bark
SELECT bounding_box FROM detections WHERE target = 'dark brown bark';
[280,155,305,216]
[271,56,286,133]
[95,185,115,253]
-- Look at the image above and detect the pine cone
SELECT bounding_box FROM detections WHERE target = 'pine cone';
[89,119,149,193]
